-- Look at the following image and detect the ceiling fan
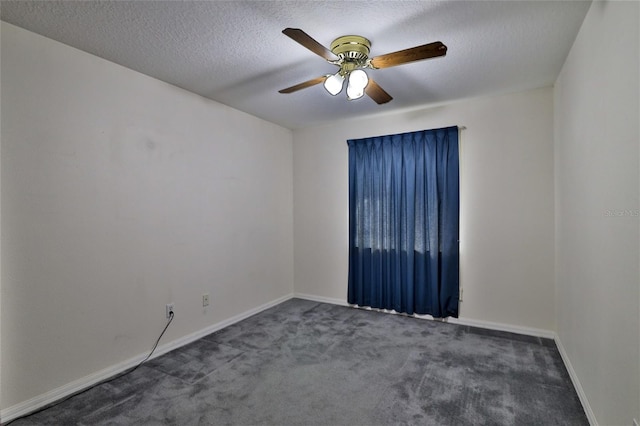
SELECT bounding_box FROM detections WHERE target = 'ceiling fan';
[278,28,447,104]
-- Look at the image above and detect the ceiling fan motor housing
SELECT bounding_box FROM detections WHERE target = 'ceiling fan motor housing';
[330,35,371,62]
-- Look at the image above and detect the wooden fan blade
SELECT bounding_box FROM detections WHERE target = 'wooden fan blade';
[282,28,336,61]
[365,79,393,104]
[369,41,447,69]
[279,76,327,94]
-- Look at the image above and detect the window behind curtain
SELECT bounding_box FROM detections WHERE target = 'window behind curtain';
[347,126,460,317]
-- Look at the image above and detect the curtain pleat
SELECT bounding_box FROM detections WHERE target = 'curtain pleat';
[347,127,459,317]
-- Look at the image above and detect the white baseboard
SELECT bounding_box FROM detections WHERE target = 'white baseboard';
[1,352,149,424]
[293,292,348,307]
[446,317,556,339]
[0,293,294,424]
[294,293,555,339]
[152,293,294,359]
[553,334,598,426]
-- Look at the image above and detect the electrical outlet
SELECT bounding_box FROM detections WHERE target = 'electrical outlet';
[202,294,210,307]
[166,303,174,318]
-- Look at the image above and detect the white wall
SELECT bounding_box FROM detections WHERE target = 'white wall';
[293,87,556,332]
[1,22,294,410]
[554,1,640,425]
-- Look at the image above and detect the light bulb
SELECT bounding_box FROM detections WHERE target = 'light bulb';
[346,69,369,100]
[324,72,345,96]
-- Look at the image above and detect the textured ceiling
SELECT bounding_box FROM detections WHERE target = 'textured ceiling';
[1,1,591,129]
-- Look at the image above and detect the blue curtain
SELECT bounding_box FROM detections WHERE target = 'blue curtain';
[347,126,459,317]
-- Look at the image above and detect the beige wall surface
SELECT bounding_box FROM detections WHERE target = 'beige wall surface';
[1,22,294,409]
[554,2,640,425]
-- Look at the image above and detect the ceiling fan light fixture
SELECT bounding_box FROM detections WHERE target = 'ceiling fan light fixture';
[346,69,369,100]
[324,72,345,96]
[280,28,446,105]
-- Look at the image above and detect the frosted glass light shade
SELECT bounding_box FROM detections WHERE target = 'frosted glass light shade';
[346,69,369,100]
[324,73,345,96]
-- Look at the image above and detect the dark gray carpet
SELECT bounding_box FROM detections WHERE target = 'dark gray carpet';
[11,298,588,425]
